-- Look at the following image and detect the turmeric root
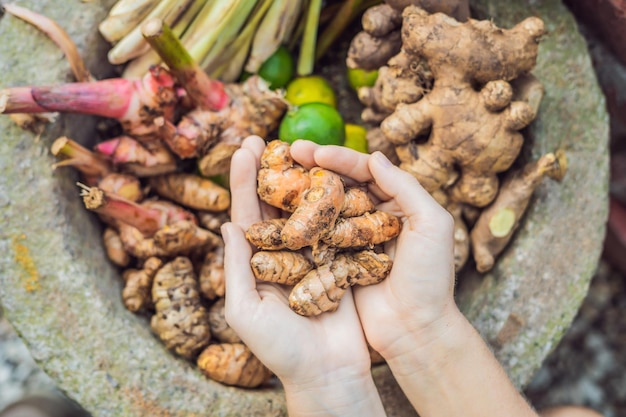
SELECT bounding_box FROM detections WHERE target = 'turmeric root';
[196,343,272,388]
[257,140,310,212]
[341,187,376,217]
[470,151,567,273]
[321,210,401,248]
[208,298,241,344]
[122,256,162,313]
[289,250,393,316]
[150,257,211,359]
[199,241,225,300]
[245,218,288,251]
[281,167,345,250]
[149,173,230,212]
[250,251,314,285]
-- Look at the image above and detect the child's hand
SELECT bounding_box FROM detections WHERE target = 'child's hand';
[222,136,385,417]
[290,140,461,360]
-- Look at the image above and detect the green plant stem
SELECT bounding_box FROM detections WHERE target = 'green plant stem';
[142,17,228,111]
[315,0,366,61]
[297,0,322,76]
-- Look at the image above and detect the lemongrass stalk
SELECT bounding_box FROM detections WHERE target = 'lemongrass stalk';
[205,0,274,77]
[244,0,304,73]
[141,17,228,111]
[122,0,206,78]
[51,136,112,178]
[107,0,194,65]
[98,0,159,43]
[287,0,310,51]
[78,183,163,234]
[3,3,93,82]
[297,0,322,76]
[315,0,365,61]
[181,0,256,66]
[196,0,259,70]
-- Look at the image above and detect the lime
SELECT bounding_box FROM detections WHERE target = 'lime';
[344,124,369,153]
[347,67,379,91]
[279,102,345,146]
[256,45,294,89]
[285,75,337,107]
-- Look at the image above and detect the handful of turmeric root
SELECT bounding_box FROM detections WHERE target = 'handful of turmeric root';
[246,140,402,316]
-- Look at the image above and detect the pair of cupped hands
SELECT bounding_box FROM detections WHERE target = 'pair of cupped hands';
[221,135,459,394]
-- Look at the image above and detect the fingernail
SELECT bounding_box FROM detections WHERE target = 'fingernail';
[220,223,231,245]
[373,151,393,168]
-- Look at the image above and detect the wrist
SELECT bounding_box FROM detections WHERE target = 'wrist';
[282,367,386,417]
[378,304,469,365]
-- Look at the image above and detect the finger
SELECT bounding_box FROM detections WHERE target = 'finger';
[229,146,262,229]
[221,222,260,318]
[290,139,320,169]
[314,145,374,183]
[368,152,446,223]
[241,135,266,160]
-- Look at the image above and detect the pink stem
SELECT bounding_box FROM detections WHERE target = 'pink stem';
[0,87,48,113]
[79,184,163,235]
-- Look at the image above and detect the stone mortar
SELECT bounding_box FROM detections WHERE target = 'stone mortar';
[0,0,609,416]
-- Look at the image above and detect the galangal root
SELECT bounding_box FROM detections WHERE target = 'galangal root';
[246,140,401,316]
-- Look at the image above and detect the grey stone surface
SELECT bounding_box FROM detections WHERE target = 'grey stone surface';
[0,0,609,416]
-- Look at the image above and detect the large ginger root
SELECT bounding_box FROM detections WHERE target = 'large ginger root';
[150,257,211,359]
[383,8,546,208]
[196,343,272,388]
[289,250,393,316]
[470,152,567,273]
[246,141,401,316]
[347,1,469,71]
[358,51,433,125]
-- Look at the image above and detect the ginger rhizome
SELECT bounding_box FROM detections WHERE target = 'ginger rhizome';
[246,140,401,316]
[348,4,565,272]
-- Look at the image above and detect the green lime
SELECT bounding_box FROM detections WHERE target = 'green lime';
[344,123,369,153]
[285,75,337,107]
[347,67,379,91]
[278,102,345,146]
[256,45,294,89]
